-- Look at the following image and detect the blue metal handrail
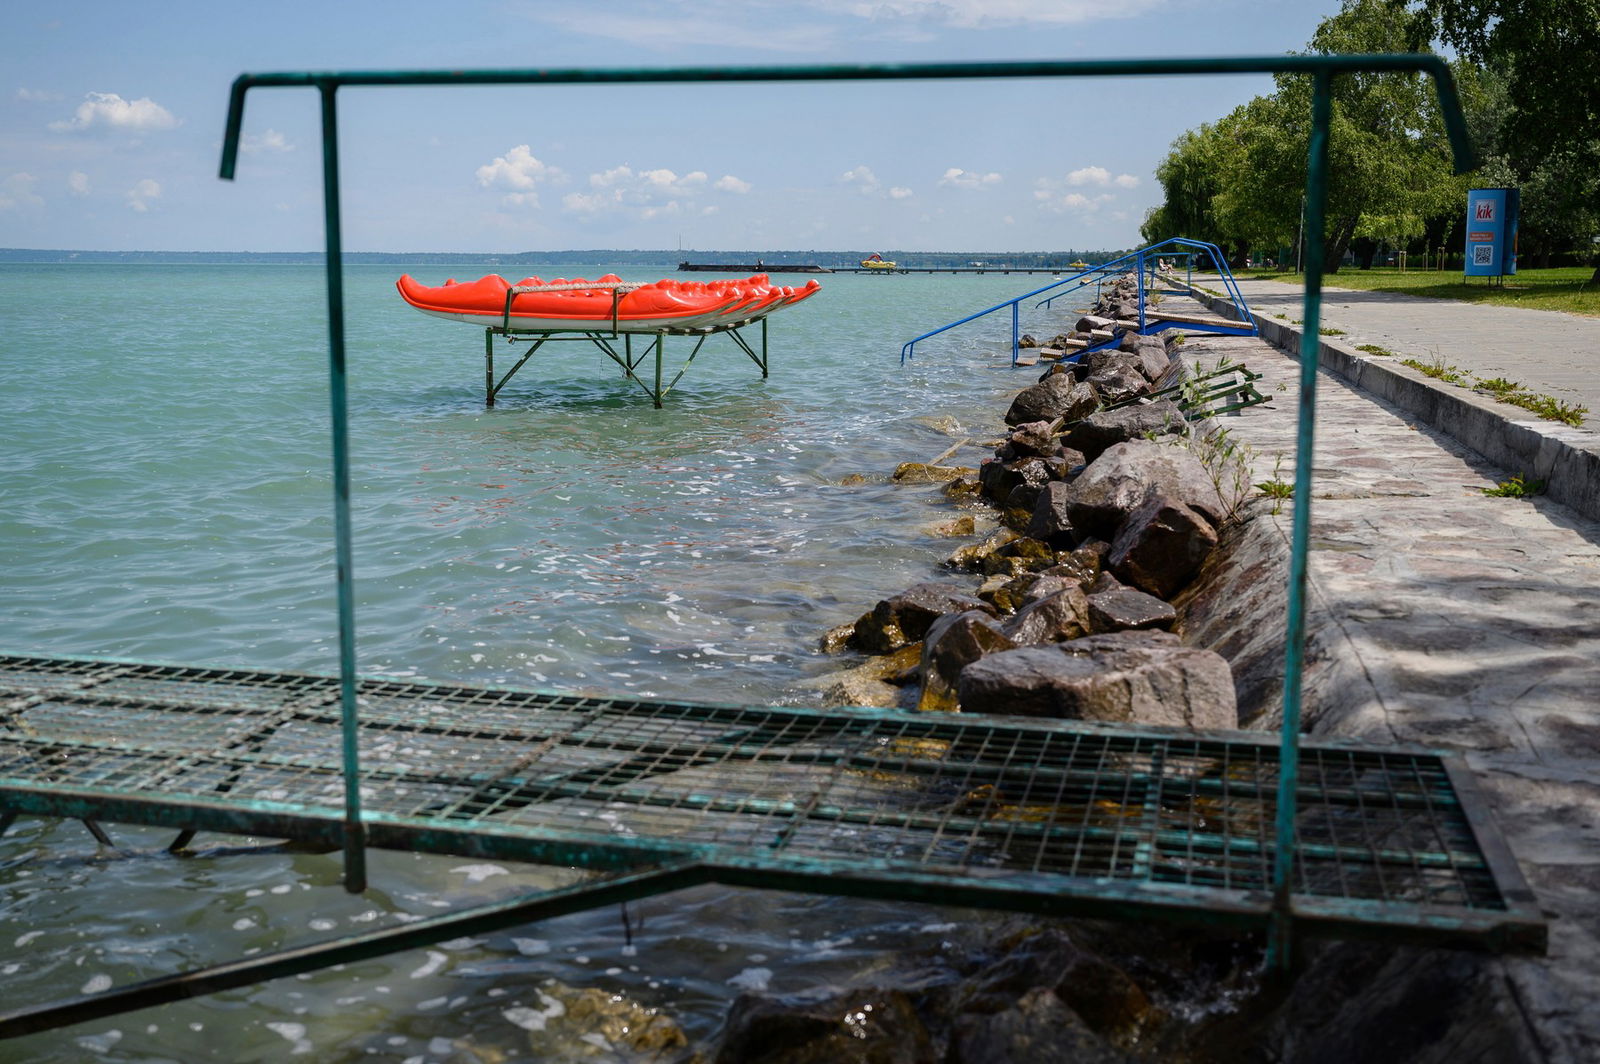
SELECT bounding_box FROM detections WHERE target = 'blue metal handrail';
[901,238,1254,366]
[898,262,1124,364]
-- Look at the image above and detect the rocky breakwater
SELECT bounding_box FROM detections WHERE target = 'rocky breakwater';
[719,275,1256,1061]
[814,272,1240,734]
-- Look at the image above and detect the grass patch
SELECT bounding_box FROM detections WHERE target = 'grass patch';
[1356,343,1394,356]
[1250,266,1600,318]
[1482,473,1545,497]
[1400,355,1467,385]
[1494,390,1589,427]
[1319,327,1346,336]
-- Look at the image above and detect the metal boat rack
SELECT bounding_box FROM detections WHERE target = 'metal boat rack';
[478,280,774,408]
[0,53,1540,1038]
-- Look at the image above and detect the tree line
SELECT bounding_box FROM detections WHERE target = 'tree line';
[1140,0,1600,280]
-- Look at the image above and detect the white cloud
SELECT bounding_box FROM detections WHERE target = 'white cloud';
[820,0,1172,27]
[842,166,912,200]
[0,172,44,210]
[67,171,90,197]
[125,178,160,212]
[1064,165,1141,189]
[526,7,837,53]
[939,167,1002,189]
[562,164,743,219]
[241,129,293,154]
[16,88,62,102]
[50,92,179,133]
[476,145,564,207]
[841,165,880,194]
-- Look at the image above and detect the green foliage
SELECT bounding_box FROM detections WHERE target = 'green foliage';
[1173,418,1256,526]
[1481,473,1545,497]
[1255,455,1294,516]
[1356,343,1394,356]
[1147,0,1600,276]
[1397,359,1589,425]
[1401,355,1467,384]
[1493,391,1589,427]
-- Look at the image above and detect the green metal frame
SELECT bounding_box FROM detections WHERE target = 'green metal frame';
[480,316,770,408]
[213,55,1476,974]
[0,653,1544,1035]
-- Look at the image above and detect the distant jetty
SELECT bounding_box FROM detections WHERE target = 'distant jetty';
[678,261,832,274]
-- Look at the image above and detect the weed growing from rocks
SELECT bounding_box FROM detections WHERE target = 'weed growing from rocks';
[1254,453,1294,515]
[1177,421,1256,526]
[1401,354,1467,385]
[1356,343,1394,357]
[1482,473,1546,497]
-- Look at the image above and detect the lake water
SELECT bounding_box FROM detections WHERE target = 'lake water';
[0,261,1097,1060]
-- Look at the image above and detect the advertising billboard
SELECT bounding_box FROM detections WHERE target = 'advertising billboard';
[1465,188,1519,277]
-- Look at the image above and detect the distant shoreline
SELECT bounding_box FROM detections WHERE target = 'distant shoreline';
[0,247,1133,268]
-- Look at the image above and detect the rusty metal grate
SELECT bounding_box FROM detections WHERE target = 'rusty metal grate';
[0,654,1543,952]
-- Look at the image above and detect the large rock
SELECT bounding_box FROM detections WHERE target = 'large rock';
[1028,480,1076,547]
[956,634,1237,728]
[1003,586,1091,645]
[1060,400,1185,462]
[892,461,975,483]
[1086,585,1177,633]
[1005,373,1098,427]
[1107,490,1219,599]
[955,928,1157,1046]
[919,609,1017,711]
[1001,419,1059,460]
[855,583,994,653]
[1084,353,1151,405]
[978,456,1051,506]
[946,527,1021,572]
[1063,438,1227,537]
[715,988,935,1064]
[811,643,923,707]
[951,987,1134,1064]
[1127,337,1171,382]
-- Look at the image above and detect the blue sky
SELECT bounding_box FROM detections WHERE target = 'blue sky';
[1,0,1337,253]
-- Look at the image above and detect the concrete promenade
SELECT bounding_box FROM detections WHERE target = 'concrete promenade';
[1167,287,1600,1058]
[1186,274,1600,522]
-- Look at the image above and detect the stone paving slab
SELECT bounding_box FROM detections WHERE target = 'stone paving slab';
[1178,274,1600,522]
[1176,329,1600,1062]
[1216,275,1598,427]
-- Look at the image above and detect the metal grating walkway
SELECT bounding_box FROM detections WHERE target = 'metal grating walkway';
[1,655,1544,955]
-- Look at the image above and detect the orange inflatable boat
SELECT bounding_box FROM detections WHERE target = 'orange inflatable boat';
[396,272,820,332]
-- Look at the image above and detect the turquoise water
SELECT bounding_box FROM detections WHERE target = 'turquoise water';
[1,262,1091,1059]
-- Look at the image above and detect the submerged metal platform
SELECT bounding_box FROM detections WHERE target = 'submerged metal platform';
[1,655,1544,954]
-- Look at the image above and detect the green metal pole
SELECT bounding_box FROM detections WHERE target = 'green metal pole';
[1268,69,1333,973]
[319,81,366,895]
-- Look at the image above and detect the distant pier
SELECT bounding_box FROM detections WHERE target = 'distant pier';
[678,261,831,274]
[678,262,1096,276]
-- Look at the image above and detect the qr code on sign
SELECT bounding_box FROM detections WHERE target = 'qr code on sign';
[1473,246,1494,266]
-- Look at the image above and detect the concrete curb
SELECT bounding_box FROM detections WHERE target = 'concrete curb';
[1190,288,1600,523]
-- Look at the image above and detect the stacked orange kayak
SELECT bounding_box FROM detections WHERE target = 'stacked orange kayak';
[396,273,821,332]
